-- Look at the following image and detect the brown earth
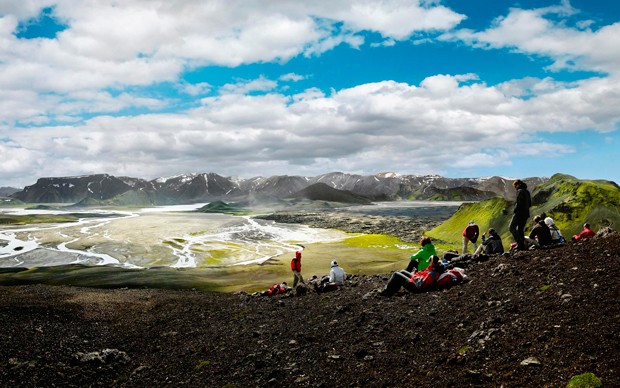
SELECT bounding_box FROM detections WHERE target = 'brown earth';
[1,233,619,387]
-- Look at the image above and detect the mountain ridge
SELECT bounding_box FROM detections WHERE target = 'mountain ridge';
[10,172,547,206]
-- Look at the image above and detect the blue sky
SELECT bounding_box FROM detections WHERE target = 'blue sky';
[1,0,619,188]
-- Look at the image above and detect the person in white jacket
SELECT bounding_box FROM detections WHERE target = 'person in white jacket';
[329,260,346,286]
[314,260,346,293]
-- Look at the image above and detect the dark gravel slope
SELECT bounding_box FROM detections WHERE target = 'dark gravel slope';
[1,234,618,387]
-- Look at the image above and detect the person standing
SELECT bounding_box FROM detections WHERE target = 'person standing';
[291,250,305,287]
[462,221,479,254]
[509,179,532,251]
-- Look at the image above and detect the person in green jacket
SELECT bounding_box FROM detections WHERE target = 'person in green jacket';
[406,237,437,272]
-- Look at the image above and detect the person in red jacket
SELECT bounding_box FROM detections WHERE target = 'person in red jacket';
[462,221,479,254]
[261,282,290,296]
[291,250,305,287]
[572,223,596,240]
[379,256,466,296]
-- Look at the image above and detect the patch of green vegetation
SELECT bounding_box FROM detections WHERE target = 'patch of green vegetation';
[0,214,81,225]
[112,375,129,386]
[195,360,211,370]
[457,346,470,356]
[231,311,248,320]
[539,284,554,292]
[197,201,251,216]
[428,197,511,246]
[341,234,408,250]
[566,372,602,388]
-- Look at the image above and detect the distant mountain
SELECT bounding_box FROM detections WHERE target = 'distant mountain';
[429,173,620,244]
[0,187,20,197]
[287,182,373,204]
[12,174,138,203]
[9,172,554,206]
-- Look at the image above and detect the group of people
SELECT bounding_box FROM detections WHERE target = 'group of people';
[263,178,601,298]
[262,251,346,296]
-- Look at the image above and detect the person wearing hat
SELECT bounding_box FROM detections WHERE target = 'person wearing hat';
[291,250,305,288]
[462,221,480,254]
[314,260,346,293]
[329,260,346,286]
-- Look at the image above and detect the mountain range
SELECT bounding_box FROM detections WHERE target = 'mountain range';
[8,172,546,206]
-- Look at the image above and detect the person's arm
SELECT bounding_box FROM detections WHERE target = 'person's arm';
[329,269,335,283]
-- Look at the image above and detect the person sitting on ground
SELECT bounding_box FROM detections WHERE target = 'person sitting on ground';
[261,282,290,296]
[406,237,437,272]
[380,255,466,296]
[474,228,504,255]
[544,217,565,244]
[462,221,479,254]
[572,223,596,240]
[524,215,553,249]
[314,260,346,293]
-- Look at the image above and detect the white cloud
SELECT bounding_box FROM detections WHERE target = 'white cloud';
[442,4,620,75]
[4,73,618,187]
[279,73,306,82]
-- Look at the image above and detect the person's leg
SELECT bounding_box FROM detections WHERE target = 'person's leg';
[524,236,539,248]
[509,215,519,247]
[293,271,299,287]
[462,236,468,254]
[405,259,419,273]
[380,271,410,296]
[517,218,528,249]
[473,244,484,255]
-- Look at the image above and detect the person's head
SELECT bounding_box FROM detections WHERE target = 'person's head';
[513,179,526,189]
[488,228,497,236]
[469,221,475,226]
[295,251,302,259]
[584,223,591,230]
[331,260,338,267]
[281,281,287,288]
[420,237,432,247]
[533,215,542,223]
[544,217,555,226]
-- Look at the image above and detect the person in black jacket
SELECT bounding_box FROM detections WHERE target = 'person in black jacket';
[509,179,531,250]
[474,228,504,255]
[524,215,553,248]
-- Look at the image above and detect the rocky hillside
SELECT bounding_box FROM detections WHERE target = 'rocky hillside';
[9,172,547,205]
[1,233,617,387]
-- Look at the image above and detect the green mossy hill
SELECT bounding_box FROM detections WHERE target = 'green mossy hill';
[530,174,619,235]
[428,197,513,245]
[197,201,250,215]
[429,174,620,245]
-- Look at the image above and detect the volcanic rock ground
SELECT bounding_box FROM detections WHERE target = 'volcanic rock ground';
[0,216,619,387]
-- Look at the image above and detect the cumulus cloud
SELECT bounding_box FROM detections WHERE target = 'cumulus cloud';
[4,73,618,186]
[442,3,620,75]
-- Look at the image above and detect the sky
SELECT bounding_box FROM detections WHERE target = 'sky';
[1,0,619,188]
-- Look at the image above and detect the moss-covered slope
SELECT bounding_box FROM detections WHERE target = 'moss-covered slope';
[428,174,620,246]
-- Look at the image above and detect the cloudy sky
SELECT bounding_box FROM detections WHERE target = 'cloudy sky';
[1,0,619,188]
